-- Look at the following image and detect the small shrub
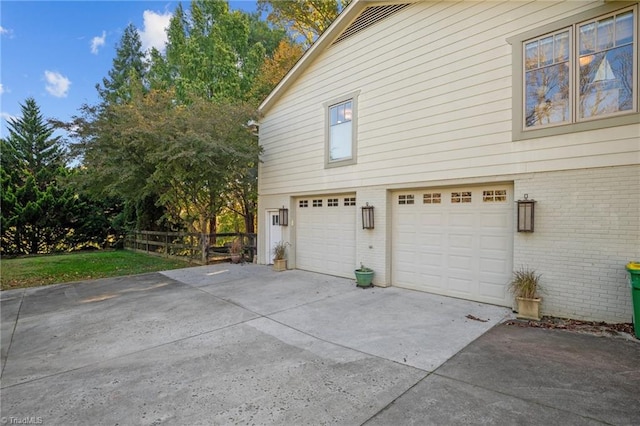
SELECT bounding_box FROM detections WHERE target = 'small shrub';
[272,241,289,260]
[508,267,541,299]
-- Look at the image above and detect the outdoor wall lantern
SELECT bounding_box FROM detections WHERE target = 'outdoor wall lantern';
[517,194,536,232]
[362,203,375,230]
[278,206,289,226]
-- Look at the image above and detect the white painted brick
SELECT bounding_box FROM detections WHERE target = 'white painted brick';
[514,165,639,323]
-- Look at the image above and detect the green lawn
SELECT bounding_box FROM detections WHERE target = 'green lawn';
[1,250,191,291]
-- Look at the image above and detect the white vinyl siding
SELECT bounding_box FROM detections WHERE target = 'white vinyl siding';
[258,1,639,197]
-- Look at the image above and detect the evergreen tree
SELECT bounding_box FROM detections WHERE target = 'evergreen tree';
[2,98,65,189]
[0,98,74,254]
[96,23,147,105]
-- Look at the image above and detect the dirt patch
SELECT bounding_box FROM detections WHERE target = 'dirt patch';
[505,316,637,340]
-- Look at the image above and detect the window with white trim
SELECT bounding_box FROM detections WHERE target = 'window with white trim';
[325,92,359,167]
[510,4,639,139]
[524,7,636,130]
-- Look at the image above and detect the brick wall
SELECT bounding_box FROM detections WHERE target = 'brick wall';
[514,165,639,323]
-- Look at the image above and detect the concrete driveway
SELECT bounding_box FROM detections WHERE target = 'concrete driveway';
[1,264,638,425]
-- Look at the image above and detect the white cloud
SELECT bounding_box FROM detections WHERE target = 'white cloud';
[0,26,13,37]
[138,10,172,53]
[0,83,4,95]
[1,112,17,123]
[91,31,106,54]
[44,71,71,98]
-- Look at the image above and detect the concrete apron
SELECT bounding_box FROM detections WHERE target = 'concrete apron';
[1,264,510,425]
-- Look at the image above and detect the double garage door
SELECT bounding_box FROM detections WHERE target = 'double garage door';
[392,185,513,306]
[294,186,513,305]
[295,194,357,278]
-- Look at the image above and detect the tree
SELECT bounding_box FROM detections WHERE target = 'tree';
[0,98,75,254]
[151,1,274,103]
[257,0,350,46]
[2,98,65,188]
[96,23,147,105]
[250,39,305,102]
[68,89,259,235]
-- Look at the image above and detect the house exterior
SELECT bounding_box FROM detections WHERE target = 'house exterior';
[256,0,640,323]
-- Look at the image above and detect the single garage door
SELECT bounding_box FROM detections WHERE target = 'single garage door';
[296,194,357,278]
[392,185,513,306]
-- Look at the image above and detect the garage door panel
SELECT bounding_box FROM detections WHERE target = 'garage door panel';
[393,185,513,306]
[421,212,445,226]
[296,194,356,278]
[449,234,474,249]
[480,258,508,274]
[449,277,474,293]
[419,252,443,267]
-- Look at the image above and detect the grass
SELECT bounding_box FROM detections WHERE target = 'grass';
[1,250,192,291]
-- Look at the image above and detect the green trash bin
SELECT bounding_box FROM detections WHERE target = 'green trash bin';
[626,262,640,339]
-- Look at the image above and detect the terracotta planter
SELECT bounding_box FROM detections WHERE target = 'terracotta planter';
[516,296,542,320]
[273,259,287,271]
[230,254,243,264]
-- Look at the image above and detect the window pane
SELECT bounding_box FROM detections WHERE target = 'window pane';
[344,101,352,121]
[330,121,352,160]
[525,62,570,127]
[330,106,338,126]
[555,31,569,62]
[579,22,596,55]
[579,44,634,119]
[337,104,345,123]
[596,17,614,51]
[525,41,538,70]
[616,11,634,45]
[540,36,554,66]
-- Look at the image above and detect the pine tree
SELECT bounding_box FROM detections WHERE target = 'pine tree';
[0,98,72,254]
[96,23,147,105]
[2,98,65,189]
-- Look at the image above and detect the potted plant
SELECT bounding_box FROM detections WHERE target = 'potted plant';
[272,241,289,271]
[229,238,243,264]
[354,263,374,288]
[508,266,542,320]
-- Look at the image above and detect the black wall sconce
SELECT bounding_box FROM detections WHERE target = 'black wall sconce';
[517,194,536,232]
[362,203,374,229]
[278,206,288,226]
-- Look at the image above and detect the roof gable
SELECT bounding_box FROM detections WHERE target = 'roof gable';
[259,0,417,115]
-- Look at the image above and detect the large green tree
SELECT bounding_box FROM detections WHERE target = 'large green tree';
[0,98,74,254]
[70,1,295,236]
[152,1,279,103]
[69,89,259,234]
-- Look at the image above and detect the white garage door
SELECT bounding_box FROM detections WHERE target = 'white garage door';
[296,194,357,278]
[392,185,513,306]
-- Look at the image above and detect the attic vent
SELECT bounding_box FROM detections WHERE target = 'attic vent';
[332,4,411,45]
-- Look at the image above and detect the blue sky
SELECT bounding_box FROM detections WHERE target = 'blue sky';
[0,1,258,138]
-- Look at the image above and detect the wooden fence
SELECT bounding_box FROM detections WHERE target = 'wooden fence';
[125,231,257,265]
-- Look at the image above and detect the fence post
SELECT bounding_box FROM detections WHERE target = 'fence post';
[165,232,169,257]
[201,233,208,264]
